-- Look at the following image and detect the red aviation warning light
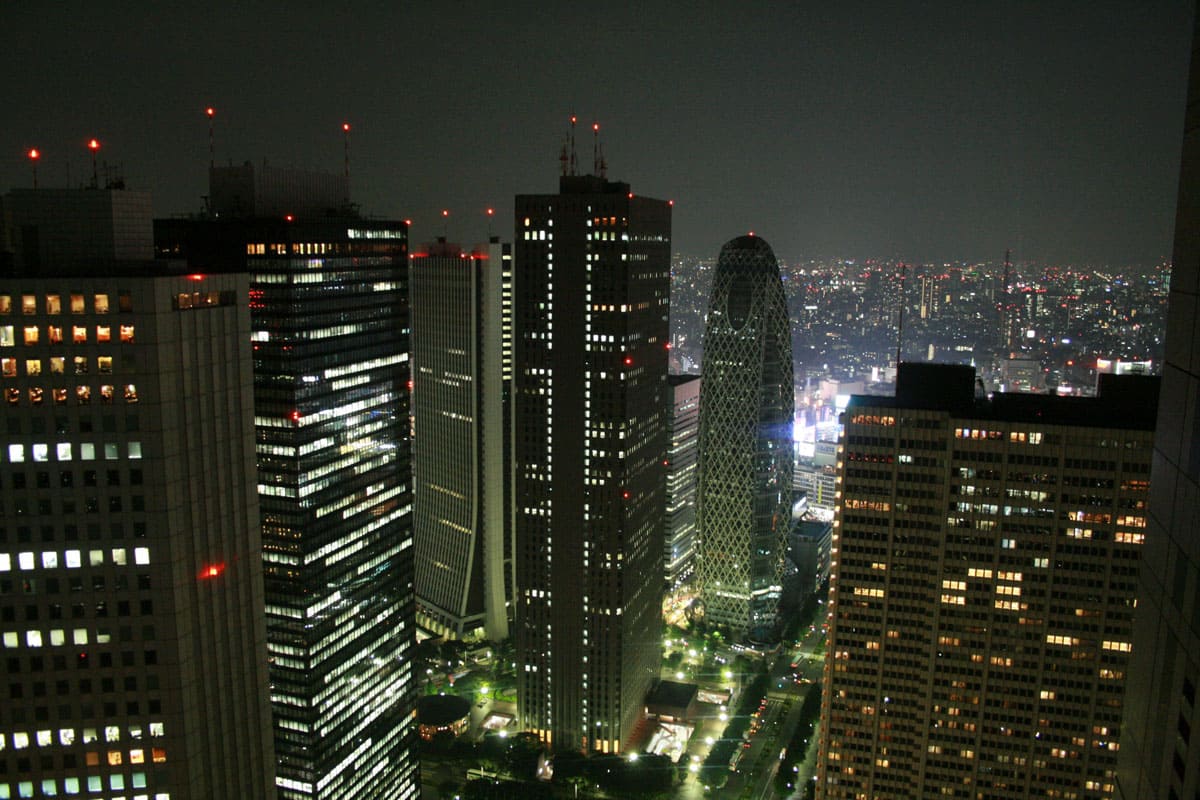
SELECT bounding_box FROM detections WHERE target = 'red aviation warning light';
[27,148,40,189]
[87,138,100,151]
[342,122,351,132]
[442,209,449,217]
[290,410,301,423]
[199,563,226,580]
[206,107,215,118]
[486,208,495,216]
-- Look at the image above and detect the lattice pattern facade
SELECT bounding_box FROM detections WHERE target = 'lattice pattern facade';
[696,235,793,641]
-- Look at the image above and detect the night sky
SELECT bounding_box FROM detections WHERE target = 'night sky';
[1,1,1192,264]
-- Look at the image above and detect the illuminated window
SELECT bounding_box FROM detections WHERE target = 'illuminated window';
[69,295,84,314]
[96,326,111,343]
[22,295,36,314]
[22,326,38,345]
[97,357,112,374]
[73,356,88,374]
[99,385,114,404]
[47,325,62,344]
[72,326,86,343]
[93,295,109,314]
[124,384,138,403]
[119,325,135,343]
[8,444,24,462]
[0,325,12,346]
[107,751,122,766]
[52,388,67,405]
[1,358,14,377]
[45,295,61,315]
[151,747,166,763]
[76,386,91,404]
[25,359,41,376]
[28,388,43,407]
[5,388,18,405]
[0,295,10,313]
[49,357,64,374]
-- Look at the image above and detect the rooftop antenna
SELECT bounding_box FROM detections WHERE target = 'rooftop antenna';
[342,122,352,206]
[592,122,600,175]
[1001,247,1013,352]
[486,207,495,238]
[87,138,100,188]
[559,129,569,176]
[598,133,607,179]
[342,122,351,179]
[27,148,40,189]
[441,208,449,238]
[569,114,578,176]
[205,107,215,168]
[895,262,907,370]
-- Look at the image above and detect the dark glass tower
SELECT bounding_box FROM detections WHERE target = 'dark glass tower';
[155,186,419,800]
[513,174,671,753]
[1118,10,1200,798]
[696,235,793,642]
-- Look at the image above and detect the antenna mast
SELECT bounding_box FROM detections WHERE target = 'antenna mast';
[569,115,578,176]
[592,122,599,175]
[1002,247,1013,352]
[895,262,907,370]
[206,107,215,168]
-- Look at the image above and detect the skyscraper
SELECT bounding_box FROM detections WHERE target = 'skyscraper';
[513,173,671,753]
[411,237,513,640]
[155,173,419,800]
[818,363,1156,800]
[695,235,793,641]
[1118,11,1200,798]
[665,374,701,588]
[0,187,276,799]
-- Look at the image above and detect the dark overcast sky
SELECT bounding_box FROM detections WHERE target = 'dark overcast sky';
[1,1,1192,264]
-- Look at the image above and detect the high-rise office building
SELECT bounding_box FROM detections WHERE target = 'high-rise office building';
[411,237,513,641]
[817,363,1156,800]
[1118,11,1200,799]
[695,235,793,641]
[0,187,276,799]
[665,374,701,588]
[155,174,419,800]
[513,173,671,753]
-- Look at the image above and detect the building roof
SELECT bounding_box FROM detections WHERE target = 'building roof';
[416,694,472,727]
[848,362,1159,431]
[646,680,699,710]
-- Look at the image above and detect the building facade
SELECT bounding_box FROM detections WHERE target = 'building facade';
[1118,11,1200,798]
[696,235,794,641]
[818,363,1156,800]
[513,174,671,753]
[155,207,419,800]
[1,185,277,798]
[411,237,513,640]
[665,374,701,588]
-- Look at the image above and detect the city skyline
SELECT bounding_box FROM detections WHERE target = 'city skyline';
[1,1,1193,264]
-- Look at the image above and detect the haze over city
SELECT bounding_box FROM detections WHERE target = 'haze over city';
[1,1,1193,263]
